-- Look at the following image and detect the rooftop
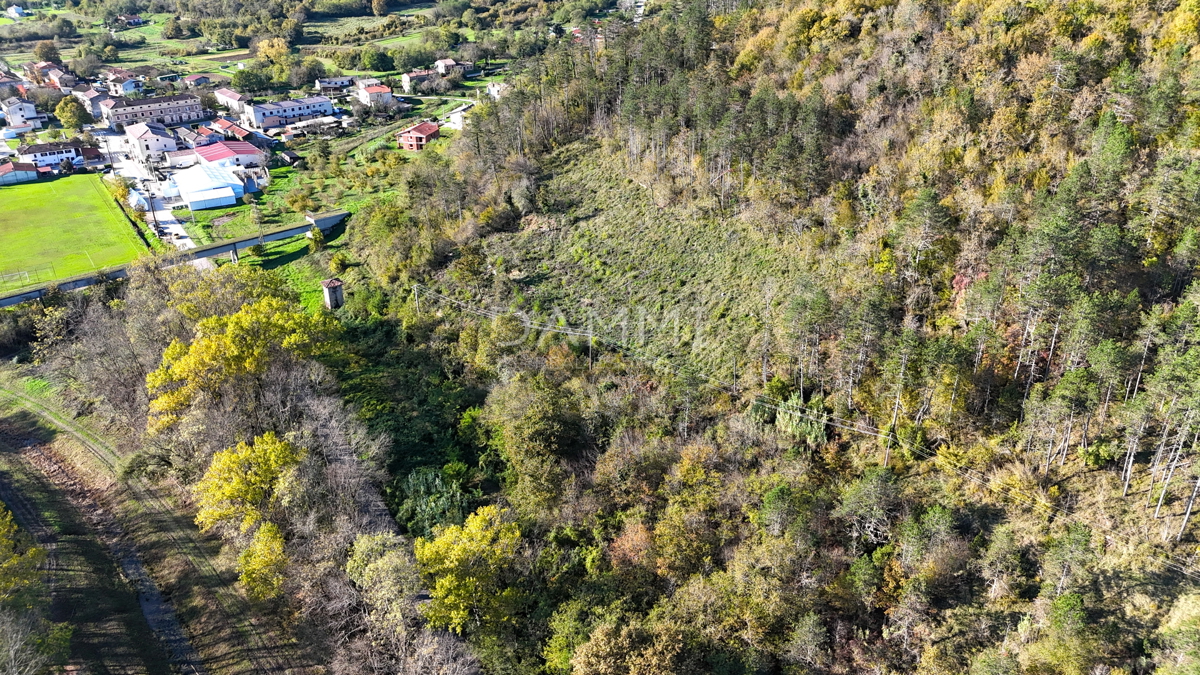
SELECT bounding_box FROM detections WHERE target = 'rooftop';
[195,140,261,163]
[398,121,439,138]
[214,88,248,101]
[109,94,200,109]
[18,140,82,154]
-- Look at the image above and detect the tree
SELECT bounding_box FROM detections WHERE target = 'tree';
[372,0,388,16]
[194,431,305,533]
[255,37,291,65]
[231,68,270,92]
[238,522,287,600]
[360,46,392,72]
[308,226,326,253]
[0,507,45,608]
[102,45,119,61]
[69,53,101,77]
[32,41,59,64]
[53,96,92,130]
[346,533,423,630]
[413,505,521,634]
[145,296,341,430]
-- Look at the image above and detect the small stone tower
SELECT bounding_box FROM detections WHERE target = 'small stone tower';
[321,278,344,310]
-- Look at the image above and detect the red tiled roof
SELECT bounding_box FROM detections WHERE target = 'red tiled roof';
[398,121,439,138]
[195,140,260,162]
[363,85,390,94]
[0,161,37,175]
[183,74,209,81]
[81,147,102,158]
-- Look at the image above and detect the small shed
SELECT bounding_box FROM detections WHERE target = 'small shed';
[321,278,344,310]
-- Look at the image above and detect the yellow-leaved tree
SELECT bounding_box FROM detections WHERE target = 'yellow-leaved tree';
[238,522,287,601]
[195,431,305,533]
[0,505,46,608]
[413,505,521,635]
[195,432,304,600]
[146,296,339,432]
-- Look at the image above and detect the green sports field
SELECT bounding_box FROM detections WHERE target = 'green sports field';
[0,174,147,288]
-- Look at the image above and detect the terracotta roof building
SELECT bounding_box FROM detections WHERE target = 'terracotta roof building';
[396,121,439,151]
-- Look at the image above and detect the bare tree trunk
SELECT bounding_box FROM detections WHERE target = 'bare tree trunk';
[1177,476,1200,541]
[1123,415,1148,497]
[1154,432,1193,519]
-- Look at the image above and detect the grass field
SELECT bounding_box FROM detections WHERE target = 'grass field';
[0,174,146,283]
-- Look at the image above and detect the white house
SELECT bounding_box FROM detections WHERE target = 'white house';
[1,96,45,129]
[17,141,83,167]
[242,96,332,129]
[443,103,473,131]
[214,87,250,113]
[315,76,353,93]
[5,6,24,19]
[355,84,393,106]
[125,122,178,162]
[486,81,511,100]
[107,78,142,96]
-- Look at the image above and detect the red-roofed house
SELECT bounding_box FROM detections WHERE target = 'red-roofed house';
[182,74,211,87]
[210,117,253,141]
[195,140,265,167]
[0,161,38,185]
[355,84,393,106]
[396,121,439,151]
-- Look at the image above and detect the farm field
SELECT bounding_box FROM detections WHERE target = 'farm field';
[0,174,145,285]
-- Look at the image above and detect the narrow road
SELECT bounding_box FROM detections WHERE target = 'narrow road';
[19,442,209,675]
[0,386,305,674]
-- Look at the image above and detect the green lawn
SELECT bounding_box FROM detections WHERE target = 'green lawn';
[0,174,146,285]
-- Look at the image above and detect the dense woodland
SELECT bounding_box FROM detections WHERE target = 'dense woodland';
[11,0,1200,673]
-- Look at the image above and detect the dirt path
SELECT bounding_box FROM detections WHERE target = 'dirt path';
[0,386,307,674]
[18,441,208,675]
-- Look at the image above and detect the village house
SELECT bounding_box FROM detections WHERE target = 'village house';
[315,76,353,94]
[182,74,211,87]
[21,61,57,82]
[5,5,25,19]
[214,88,249,113]
[125,122,178,163]
[71,87,111,118]
[17,140,84,167]
[210,117,254,141]
[102,93,204,126]
[0,160,38,185]
[433,58,474,75]
[355,84,393,107]
[176,126,219,148]
[1,96,46,129]
[401,69,436,94]
[106,77,142,96]
[46,68,75,89]
[486,81,511,100]
[443,103,473,130]
[242,96,333,129]
[116,14,145,26]
[396,121,439,151]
